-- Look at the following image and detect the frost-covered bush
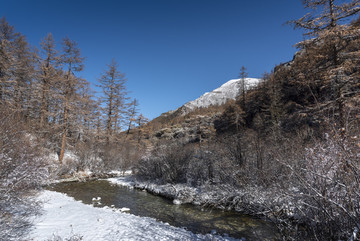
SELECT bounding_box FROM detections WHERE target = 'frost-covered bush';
[0,109,49,240]
[283,134,360,240]
[185,153,214,186]
[185,145,236,186]
[96,141,139,172]
[135,142,194,184]
[74,141,103,173]
[136,141,239,186]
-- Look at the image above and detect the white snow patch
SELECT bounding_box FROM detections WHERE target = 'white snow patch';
[109,169,133,176]
[28,190,237,240]
[107,176,135,188]
[173,199,182,205]
[120,207,130,212]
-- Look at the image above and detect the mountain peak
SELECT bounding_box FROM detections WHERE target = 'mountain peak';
[177,78,260,115]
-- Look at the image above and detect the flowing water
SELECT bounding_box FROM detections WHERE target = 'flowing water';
[48,180,280,240]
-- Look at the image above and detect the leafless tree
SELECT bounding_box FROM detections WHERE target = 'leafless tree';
[97,59,128,143]
[238,66,248,113]
[58,37,85,163]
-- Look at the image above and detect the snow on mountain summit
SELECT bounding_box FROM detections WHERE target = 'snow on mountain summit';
[179,78,260,114]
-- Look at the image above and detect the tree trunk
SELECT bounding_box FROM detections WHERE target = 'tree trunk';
[39,79,48,129]
[59,95,68,164]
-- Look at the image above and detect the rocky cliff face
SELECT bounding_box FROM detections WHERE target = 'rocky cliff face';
[152,115,217,143]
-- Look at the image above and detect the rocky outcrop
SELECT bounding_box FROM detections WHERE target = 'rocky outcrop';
[153,115,218,143]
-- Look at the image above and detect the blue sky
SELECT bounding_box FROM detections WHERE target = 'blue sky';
[1,0,306,120]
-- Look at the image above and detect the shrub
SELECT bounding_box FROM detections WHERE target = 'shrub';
[278,133,360,240]
[135,142,194,184]
[0,108,49,240]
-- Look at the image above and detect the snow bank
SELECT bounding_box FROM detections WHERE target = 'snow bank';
[28,190,238,241]
[108,177,199,204]
[107,177,297,220]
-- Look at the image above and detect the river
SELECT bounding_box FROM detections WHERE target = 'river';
[48,180,280,240]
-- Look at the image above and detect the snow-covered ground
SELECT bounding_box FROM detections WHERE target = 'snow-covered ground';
[27,190,239,241]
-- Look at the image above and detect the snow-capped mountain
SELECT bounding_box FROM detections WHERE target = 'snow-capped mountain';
[176,78,260,115]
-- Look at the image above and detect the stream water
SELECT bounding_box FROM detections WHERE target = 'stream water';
[48,180,280,240]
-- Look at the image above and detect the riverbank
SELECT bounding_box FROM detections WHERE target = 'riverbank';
[41,171,291,239]
[107,176,297,228]
[28,190,240,240]
[53,171,297,222]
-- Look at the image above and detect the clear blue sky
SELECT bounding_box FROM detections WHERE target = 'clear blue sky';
[1,0,306,120]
